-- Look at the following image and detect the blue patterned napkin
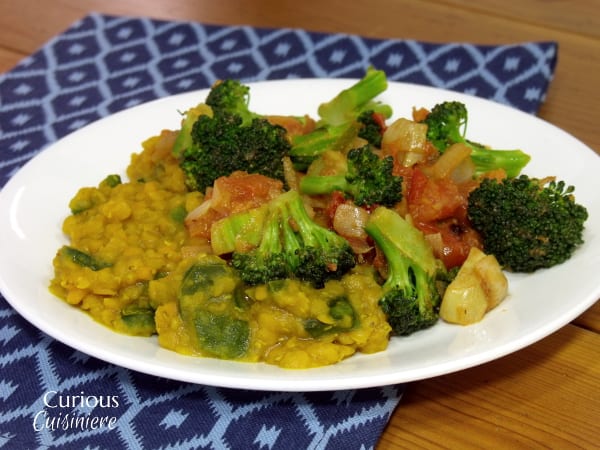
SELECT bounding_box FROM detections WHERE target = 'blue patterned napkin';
[0,13,557,449]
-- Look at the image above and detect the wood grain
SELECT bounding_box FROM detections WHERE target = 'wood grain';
[442,0,600,38]
[378,324,600,449]
[575,301,600,333]
[1,0,599,152]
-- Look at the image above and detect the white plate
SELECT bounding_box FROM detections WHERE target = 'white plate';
[1,79,599,392]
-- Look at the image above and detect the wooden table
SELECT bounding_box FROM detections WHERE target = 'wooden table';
[1,1,598,448]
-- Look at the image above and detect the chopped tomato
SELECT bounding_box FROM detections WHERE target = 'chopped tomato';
[185,207,222,240]
[209,171,284,215]
[435,219,483,269]
[371,111,388,133]
[407,167,466,224]
[411,107,429,123]
[266,115,316,138]
[185,171,284,239]
[405,167,482,268]
[391,162,414,179]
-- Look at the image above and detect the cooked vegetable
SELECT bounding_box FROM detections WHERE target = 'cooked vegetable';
[357,109,387,148]
[304,295,358,337]
[100,174,122,188]
[174,79,291,192]
[289,121,361,171]
[317,67,392,126]
[364,207,445,336]
[381,117,429,167]
[467,175,588,272]
[422,101,531,177]
[209,204,270,255]
[59,246,112,271]
[179,112,291,192]
[49,69,590,369]
[229,206,288,285]
[120,305,156,336]
[439,247,508,325]
[289,67,392,170]
[299,144,403,207]
[184,171,284,241]
[178,255,250,360]
[230,190,356,288]
[204,78,259,124]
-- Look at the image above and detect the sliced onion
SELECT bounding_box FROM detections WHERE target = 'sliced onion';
[332,203,372,253]
[381,118,428,166]
[185,197,212,221]
[333,204,369,238]
[424,232,445,261]
[426,143,472,180]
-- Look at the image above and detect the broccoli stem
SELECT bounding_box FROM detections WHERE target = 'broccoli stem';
[280,192,329,249]
[364,207,442,336]
[232,190,356,288]
[288,68,392,171]
[423,101,531,177]
[299,175,349,196]
[276,202,303,272]
[289,122,360,171]
[210,205,269,255]
[367,207,438,273]
[298,146,403,207]
[299,172,383,205]
[273,190,328,260]
[469,145,532,178]
[373,230,414,292]
[318,67,389,126]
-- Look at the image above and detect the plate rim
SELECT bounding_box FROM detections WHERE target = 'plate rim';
[1,78,599,391]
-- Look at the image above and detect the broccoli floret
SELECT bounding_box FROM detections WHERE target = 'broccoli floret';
[275,190,357,287]
[467,175,588,272]
[289,67,392,170]
[357,110,386,148]
[229,208,288,285]
[172,103,211,158]
[231,190,356,288]
[299,145,403,207]
[173,80,291,192]
[317,67,392,126]
[178,112,291,192]
[423,100,467,151]
[364,207,442,336]
[422,101,531,177]
[204,79,258,125]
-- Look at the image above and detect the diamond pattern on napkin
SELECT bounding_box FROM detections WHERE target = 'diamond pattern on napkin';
[0,12,557,450]
[0,13,557,188]
[0,300,402,449]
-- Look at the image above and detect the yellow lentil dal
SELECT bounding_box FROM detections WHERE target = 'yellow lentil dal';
[49,130,391,368]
